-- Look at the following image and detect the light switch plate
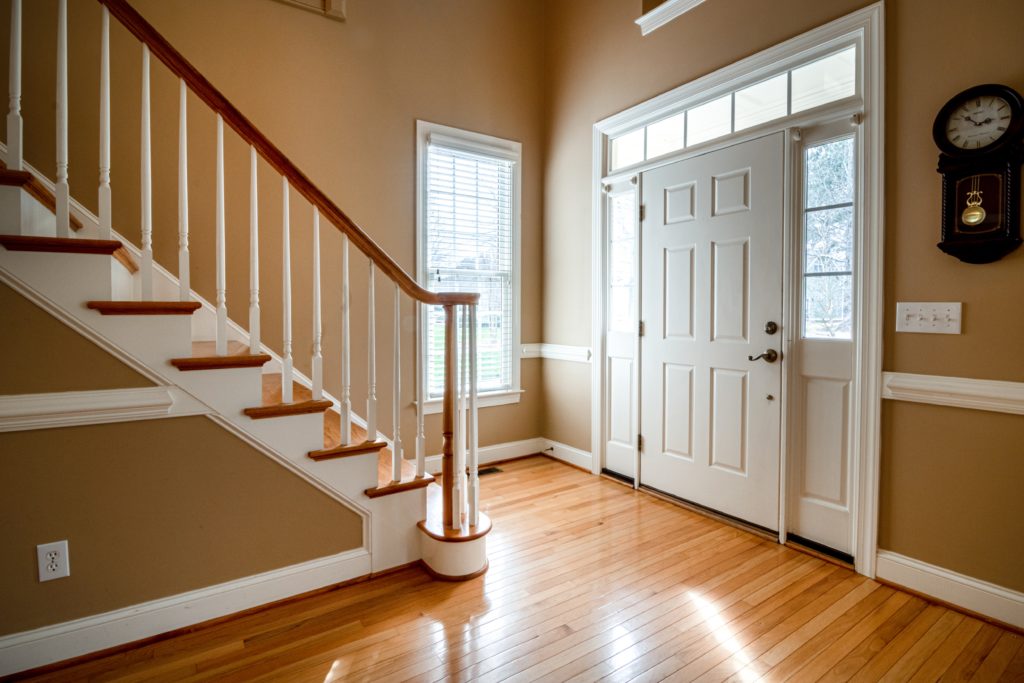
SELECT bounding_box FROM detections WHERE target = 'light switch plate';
[895,302,962,334]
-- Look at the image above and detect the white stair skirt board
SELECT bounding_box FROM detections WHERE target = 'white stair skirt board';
[424,437,592,474]
[0,548,370,677]
[875,550,1024,629]
[0,386,209,432]
[882,371,1024,416]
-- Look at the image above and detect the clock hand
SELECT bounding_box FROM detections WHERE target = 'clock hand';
[962,115,979,125]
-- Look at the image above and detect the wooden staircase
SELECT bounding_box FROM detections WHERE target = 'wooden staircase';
[2,0,490,601]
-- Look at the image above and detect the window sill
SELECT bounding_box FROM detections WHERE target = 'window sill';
[421,390,523,415]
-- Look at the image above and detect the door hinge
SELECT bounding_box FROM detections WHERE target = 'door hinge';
[638,320,645,337]
[639,204,646,222]
[637,434,644,451]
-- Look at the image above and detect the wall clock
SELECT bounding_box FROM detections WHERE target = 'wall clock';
[932,83,1024,264]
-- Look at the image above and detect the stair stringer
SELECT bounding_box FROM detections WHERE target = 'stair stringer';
[1,186,424,573]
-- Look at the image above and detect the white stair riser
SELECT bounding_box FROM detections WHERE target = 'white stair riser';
[0,187,54,237]
[0,250,113,302]
[172,367,263,415]
[243,411,324,457]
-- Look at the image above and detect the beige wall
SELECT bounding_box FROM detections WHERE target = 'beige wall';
[0,287,363,635]
[0,417,363,635]
[0,283,152,394]
[542,0,1024,588]
[3,0,547,452]
[879,402,1024,592]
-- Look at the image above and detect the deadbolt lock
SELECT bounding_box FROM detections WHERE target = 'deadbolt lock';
[764,321,779,335]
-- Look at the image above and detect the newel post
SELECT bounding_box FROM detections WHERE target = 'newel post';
[442,303,456,530]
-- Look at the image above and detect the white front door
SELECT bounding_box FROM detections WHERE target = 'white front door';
[639,133,784,531]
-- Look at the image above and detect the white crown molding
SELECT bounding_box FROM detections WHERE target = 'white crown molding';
[0,548,370,677]
[882,372,1024,416]
[0,386,209,432]
[635,0,708,36]
[522,343,592,363]
[876,550,1024,629]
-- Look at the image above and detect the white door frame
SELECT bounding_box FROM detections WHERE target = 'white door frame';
[590,3,884,577]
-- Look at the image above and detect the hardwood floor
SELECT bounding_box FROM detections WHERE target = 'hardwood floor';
[18,456,1023,682]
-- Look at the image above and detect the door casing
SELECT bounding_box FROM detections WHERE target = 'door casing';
[590,4,884,577]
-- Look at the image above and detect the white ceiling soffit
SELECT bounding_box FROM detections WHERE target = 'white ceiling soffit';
[636,0,708,36]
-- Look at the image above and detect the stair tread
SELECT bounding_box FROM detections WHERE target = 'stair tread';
[417,481,492,541]
[86,301,202,315]
[366,455,435,498]
[0,163,137,272]
[0,234,122,254]
[171,341,272,371]
[242,373,332,419]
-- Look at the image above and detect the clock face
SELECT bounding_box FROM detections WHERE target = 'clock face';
[945,96,1012,150]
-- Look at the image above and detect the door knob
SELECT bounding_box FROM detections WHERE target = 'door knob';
[748,349,779,363]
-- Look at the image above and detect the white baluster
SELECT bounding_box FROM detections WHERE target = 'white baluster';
[451,306,465,528]
[6,0,21,172]
[248,146,259,350]
[339,234,352,445]
[392,284,402,482]
[177,80,190,301]
[98,5,111,240]
[311,208,323,401]
[140,45,153,300]
[415,300,426,478]
[366,262,377,438]
[460,305,469,517]
[55,0,69,237]
[215,115,227,355]
[469,304,479,526]
[281,177,293,403]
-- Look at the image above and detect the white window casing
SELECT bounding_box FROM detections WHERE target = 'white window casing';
[416,121,522,415]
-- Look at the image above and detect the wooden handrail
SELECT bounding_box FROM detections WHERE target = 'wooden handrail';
[98,0,478,307]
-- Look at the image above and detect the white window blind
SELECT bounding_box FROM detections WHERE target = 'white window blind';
[424,142,516,399]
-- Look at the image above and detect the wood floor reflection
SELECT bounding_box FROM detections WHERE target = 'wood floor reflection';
[22,456,1024,681]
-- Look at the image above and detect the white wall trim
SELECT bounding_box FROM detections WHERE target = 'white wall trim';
[0,548,370,677]
[0,386,210,432]
[876,551,1024,629]
[882,372,1024,416]
[635,0,708,36]
[543,438,593,471]
[424,436,593,474]
[522,343,592,363]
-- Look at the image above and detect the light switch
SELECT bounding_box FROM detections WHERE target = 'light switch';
[895,302,962,334]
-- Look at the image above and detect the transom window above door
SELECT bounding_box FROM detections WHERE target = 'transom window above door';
[609,45,857,171]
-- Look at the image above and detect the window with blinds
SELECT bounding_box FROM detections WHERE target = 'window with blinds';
[418,123,521,404]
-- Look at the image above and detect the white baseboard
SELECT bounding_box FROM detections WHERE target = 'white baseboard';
[423,436,593,474]
[0,548,370,677]
[875,550,1024,629]
[543,438,593,471]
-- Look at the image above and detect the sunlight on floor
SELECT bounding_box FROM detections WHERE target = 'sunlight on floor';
[688,591,759,682]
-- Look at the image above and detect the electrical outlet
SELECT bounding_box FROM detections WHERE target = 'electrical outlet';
[37,540,70,582]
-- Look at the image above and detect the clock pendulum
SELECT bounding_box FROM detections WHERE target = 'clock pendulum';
[961,174,986,226]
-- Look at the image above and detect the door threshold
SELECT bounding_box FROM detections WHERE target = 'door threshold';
[785,534,854,568]
[639,485,777,542]
[600,468,635,487]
